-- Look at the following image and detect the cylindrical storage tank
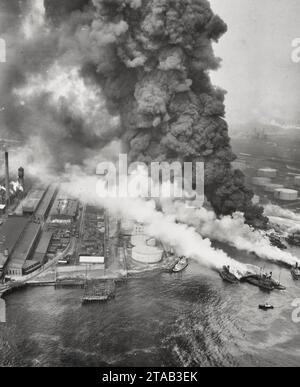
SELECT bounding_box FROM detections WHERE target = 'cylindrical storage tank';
[131,234,147,246]
[252,177,271,187]
[146,238,156,247]
[121,219,135,235]
[232,161,247,172]
[294,176,300,187]
[274,188,298,201]
[257,168,277,178]
[264,183,284,193]
[132,245,163,264]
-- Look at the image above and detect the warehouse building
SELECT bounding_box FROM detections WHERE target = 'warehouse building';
[0,217,29,276]
[79,256,105,265]
[22,188,46,215]
[50,193,79,223]
[35,185,57,222]
[6,222,41,277]
[32,231,53,265]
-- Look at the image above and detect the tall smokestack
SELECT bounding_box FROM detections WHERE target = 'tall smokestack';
[4,151,10,206]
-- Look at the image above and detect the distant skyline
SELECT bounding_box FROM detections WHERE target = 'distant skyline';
[210,0,300,126]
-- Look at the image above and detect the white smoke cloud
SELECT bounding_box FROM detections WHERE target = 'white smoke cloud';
[15,63,120,139]
[264,204,300,234]
[58,170,248,277]
[162,200,300,267]
[23,0,47,39]
[264,204,300,222]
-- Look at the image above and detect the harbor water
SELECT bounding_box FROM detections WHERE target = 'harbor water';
[0,246,300,367]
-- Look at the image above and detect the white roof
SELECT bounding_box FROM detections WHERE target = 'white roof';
[79,256,105,264]
[0,204,6,210]
[275,188,298,194]
[258,168,277,172]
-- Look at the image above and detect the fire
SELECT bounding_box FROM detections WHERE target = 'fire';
[10,181,24,193]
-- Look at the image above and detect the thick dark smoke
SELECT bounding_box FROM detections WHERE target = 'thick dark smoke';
[0,0,267,227]
[65,0,267,226]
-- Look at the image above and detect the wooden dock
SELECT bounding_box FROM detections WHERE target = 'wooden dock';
[82,280,116,304]
[55,278,85,289]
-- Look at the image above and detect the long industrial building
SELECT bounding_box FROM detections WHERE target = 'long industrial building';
[6,222,41,276]
[34,184,57,222]
[32,231,53,265]
[22,188,47,215]
[0,217,29,276]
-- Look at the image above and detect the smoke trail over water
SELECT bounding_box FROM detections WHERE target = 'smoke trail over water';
[60,171,248,276]
[162,201,300,267]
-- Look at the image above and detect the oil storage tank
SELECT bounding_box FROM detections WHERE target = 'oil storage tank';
[252,177,271,187]
[132,244,163,264]
[274,188,298,201]
[257,168,277,178]
[264,183,284,193]
[294,176,300,187]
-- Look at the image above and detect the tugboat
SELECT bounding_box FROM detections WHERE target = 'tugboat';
[243,271,276,291]
[269,233,288,250]
[286,233,300,247]
[172,257,189,273]
[271,280,286,291]
[219,265,239,284]
[163,255,180,272]
[259,303,274,311]
[291,263,300,280]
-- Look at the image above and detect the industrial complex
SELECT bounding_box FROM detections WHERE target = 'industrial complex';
[0,149,120,287]
[232,150,300,210]
[250,167,300,206]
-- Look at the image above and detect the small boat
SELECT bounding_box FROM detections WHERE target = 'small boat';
[269,234,288,250]
[286,233,300,247]
[162,255,180,272]
[270,271,286,290]
[291,266,300,280]
[272,281,286,291]
[259,303,274,311]
[172,257,188,273]
[243,274,275,291]
[219,266,239,284]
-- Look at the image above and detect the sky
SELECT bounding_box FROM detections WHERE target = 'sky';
[210,0,300,125]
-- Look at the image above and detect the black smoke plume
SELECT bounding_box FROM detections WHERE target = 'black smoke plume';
[1,0,267,227]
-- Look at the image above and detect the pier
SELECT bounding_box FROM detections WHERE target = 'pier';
[82,280,116,304]
[55,278,85,289]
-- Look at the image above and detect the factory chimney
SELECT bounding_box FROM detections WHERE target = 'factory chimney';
[4,150,9,206]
